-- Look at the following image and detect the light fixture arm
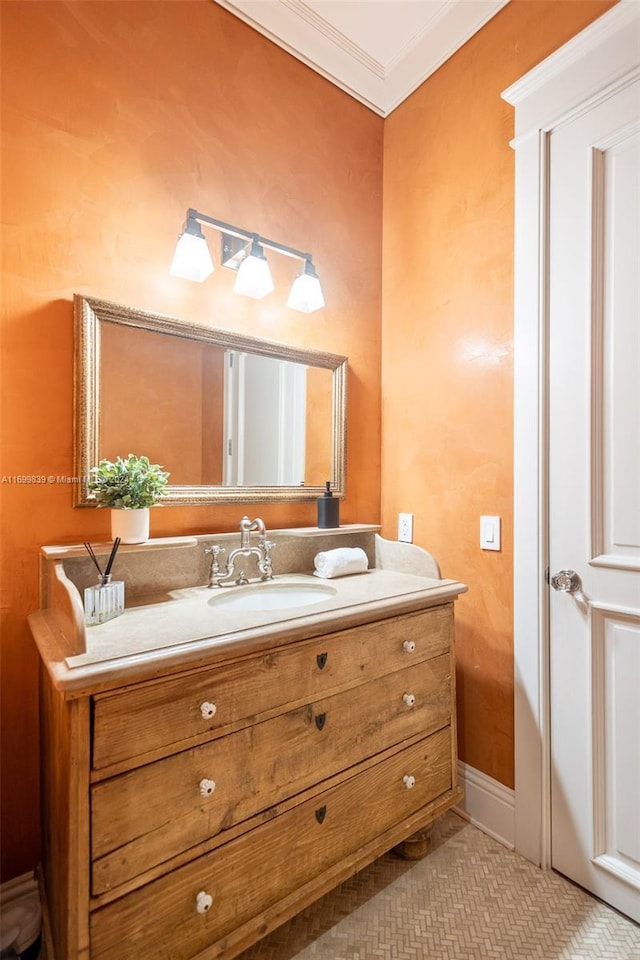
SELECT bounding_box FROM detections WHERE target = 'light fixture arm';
[185,208,312,265]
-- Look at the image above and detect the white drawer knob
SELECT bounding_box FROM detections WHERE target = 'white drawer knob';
[196,890,213,914]
[403,774,416,790]
[200,701,217,720]
[403,640,416,653]
[199,778,216,798]
[403,693,416,707]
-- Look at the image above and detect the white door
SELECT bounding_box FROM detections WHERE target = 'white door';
[548,78,640,921]
[223,351,306,485]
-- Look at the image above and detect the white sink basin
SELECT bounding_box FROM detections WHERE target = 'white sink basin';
[207,579,337,612]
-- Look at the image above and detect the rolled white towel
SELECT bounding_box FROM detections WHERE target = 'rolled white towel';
[314,547,368,579]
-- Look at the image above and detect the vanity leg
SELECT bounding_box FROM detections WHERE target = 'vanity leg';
[394,826,433,860]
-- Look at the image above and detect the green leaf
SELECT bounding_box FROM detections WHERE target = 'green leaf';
[88,454,170,509]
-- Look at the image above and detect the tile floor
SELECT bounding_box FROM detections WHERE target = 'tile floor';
[238,812,640,960]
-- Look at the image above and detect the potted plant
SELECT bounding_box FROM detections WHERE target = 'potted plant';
[89,454,170,543]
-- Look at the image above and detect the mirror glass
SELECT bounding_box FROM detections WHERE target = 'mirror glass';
[74,296,347,505]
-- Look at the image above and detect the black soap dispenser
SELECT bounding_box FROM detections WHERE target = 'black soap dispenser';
[317,481,339,529]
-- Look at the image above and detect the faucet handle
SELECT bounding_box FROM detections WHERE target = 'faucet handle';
[258,539,276,582]
[205,545,226,584]
[260,538,276,567]
[204,545,226,558]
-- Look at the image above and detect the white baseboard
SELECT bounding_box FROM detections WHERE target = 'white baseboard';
[455,761,515,850]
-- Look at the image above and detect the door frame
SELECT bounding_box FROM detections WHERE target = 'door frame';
[502,0,640,868]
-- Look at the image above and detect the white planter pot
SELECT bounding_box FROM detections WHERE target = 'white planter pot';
[110,507,150,544]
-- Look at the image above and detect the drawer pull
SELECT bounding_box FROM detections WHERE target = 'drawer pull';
[200,701,217,720]
[403,775,416,790]
[199,778,216,798]
[315,805,327,825]
[315,712,327,731]
[402,693,416,707]
[196,890,213,914]
[316,652,328,670]
[403,640,416,653]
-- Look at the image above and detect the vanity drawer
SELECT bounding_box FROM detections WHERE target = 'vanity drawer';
[90,727,452,960]
[92,605,453,770]
[91,654,452,893]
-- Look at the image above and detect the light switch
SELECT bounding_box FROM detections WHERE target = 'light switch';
[480,515,501,551]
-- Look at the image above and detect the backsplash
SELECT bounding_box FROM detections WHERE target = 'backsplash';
[48,525,380,604]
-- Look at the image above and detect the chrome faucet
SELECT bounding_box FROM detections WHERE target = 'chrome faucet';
[205,516,275,588]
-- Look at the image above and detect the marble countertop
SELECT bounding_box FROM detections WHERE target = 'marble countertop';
[31,568,467,696]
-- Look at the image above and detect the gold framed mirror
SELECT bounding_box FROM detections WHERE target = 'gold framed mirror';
[73,295,347,506]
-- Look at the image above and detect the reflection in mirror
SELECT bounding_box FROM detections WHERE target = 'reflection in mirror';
[74,296,347,505]
[100,323,226,486]
[222,351,333,487]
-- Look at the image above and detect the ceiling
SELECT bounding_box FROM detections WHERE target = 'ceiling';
[213,0,510,116]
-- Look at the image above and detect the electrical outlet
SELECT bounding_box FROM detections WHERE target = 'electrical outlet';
[398,512,414,543]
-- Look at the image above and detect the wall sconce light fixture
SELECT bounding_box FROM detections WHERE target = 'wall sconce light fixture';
[233,236,275,300]
[287,258,325,314]
[169,214,214,282]
[170,208,325,313]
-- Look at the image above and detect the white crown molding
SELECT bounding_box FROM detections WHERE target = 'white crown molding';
[280,0,386,77]
[383,0,509,115]
[384,1,454,75]
[213,0,510,116]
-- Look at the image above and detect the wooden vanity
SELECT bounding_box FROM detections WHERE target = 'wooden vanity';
[30,533,466,960]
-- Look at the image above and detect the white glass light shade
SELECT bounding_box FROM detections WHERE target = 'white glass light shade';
[233,254,274,299]
[287,271,325,313]
[170,231,214,282]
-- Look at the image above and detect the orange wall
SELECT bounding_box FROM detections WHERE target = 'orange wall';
[101,325,212,484]
[0,0,382,880]
[381,0,616,788]
[305,365,334,488]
